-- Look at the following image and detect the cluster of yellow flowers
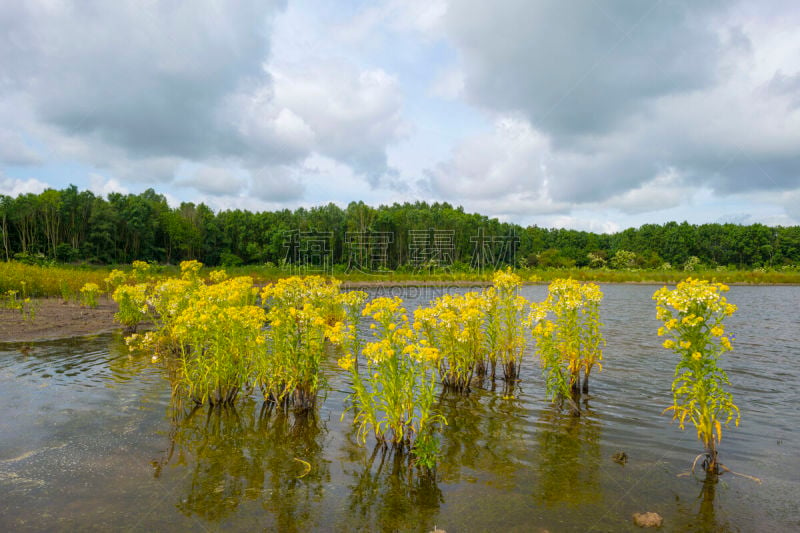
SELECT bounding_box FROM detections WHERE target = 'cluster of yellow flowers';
[529,279,605,400]
[103,269,128,291]
[413,291,488,389]
[654,278,735,318]
[653,278,740,468]
[179,260,203,278]
[653,277,736,356]
[79,282,100,308]
[340,295,444,449]
[112,283,150,327]
[491,267,524,294]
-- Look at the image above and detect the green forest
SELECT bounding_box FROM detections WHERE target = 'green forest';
[1,185,799,270]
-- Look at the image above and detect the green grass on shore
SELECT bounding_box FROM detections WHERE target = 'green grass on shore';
[3,261,799,299]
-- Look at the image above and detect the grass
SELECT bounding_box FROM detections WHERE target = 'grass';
[0,262,111,300]
[2,261,799,299]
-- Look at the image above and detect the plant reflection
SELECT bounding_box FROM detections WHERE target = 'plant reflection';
[153,401,328,530]
[106,332,154,383]
[436,385,529,489]
[339,427,443,532]
[674,475,733,532]
[533,399,602,507]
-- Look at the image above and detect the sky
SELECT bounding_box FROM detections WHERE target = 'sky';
[1,0,799,232]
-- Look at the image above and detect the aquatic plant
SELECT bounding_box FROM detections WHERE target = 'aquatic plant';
[484,268,528,381]
[172,296,266,406]
[339,296,444,469]
[339,289,369,363]
[258,276,345,411]
[529,279,605,408]
[414,291,487,392]
[653,278,740,474]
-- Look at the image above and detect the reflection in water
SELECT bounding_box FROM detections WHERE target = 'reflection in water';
[437,386,529,489]
[105,332,154,383]
[339,429,443,532]
[2,286,799,531]
[674,475,734,532]
[534,399,602,508]
[155,402,329,531]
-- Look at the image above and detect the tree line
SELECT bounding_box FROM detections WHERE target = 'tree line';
[1,186,798,269]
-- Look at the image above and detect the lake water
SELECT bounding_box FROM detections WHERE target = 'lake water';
[1,284,798,531]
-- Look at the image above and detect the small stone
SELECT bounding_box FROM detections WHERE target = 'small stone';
[632,512,663,528]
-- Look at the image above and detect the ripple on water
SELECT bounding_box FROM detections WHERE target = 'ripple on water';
[0,286,798,531]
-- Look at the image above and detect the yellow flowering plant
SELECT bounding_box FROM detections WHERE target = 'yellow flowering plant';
[484,268,529,381]
[339,289,368,363]
[179,259,203,281]
[414,291,487,392]
[653,278,740,474]
[166,274,265,406]
[172,299,266,406]
[79,282,100,308]
[112,283,151,332]
[1,288,37,321]
[103,268,128,295]
[339,296,445,471]
[259,276,345,411]
[131,260,154,283]
[529,279,605,409]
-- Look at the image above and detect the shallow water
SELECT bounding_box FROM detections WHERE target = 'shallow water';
[1,284,798,531]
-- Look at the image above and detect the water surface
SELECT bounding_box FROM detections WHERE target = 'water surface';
[1,284,798,531]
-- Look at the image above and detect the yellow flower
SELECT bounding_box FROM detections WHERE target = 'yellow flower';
[338,355,355,372]
[663,339,675,349]
[692,352,702,361]
[680,340,691,349]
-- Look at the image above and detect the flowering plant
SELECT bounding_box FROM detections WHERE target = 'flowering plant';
[529,279,605,406]
[339,296,444,469]
[653,278,739,473]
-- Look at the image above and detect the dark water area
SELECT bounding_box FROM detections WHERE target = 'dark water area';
[1,285,798,531]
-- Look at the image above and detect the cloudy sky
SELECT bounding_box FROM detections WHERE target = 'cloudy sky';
[1,0,799,231]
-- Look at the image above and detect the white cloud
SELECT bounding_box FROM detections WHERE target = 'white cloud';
[176,165,248,197]
[88,174,129,197]
[548,215,620,235]
[424,0,800,220]
[430,67,465,100]
[270,63,407,182]
[249,165,305,203]
[601,169,692,214]
[0,175,49,196]
[427,117,549,199]
[0,129,41,166]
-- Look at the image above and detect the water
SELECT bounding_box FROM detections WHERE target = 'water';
[1,285,798,531]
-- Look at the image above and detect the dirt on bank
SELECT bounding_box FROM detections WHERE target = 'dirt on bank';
[0,297,120,344]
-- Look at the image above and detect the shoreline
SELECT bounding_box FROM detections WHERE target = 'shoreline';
[0,297,120,345]
[2,280,796,344]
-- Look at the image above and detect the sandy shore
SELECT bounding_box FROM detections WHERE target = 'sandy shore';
[0,297,119,344]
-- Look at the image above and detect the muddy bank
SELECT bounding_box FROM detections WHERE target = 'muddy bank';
[0,297,120,344]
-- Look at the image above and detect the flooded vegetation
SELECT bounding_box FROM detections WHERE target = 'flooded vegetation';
[1,284,798,531]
